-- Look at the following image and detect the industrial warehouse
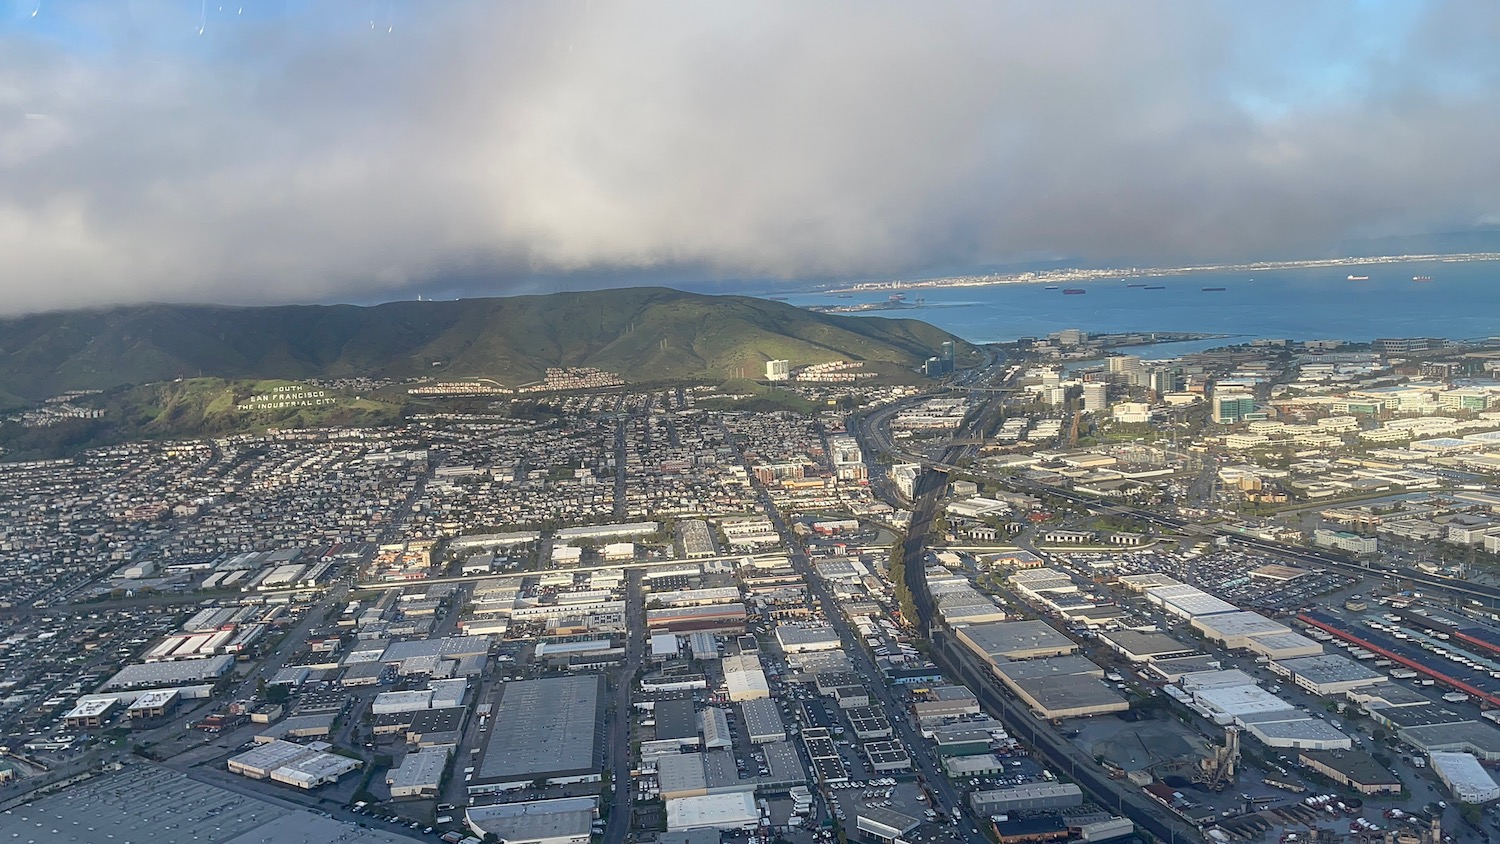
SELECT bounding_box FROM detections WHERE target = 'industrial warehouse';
[955,620,1078,661]
[469,675,606,794]
[990,656,1130,719]
[953,622,1127,719]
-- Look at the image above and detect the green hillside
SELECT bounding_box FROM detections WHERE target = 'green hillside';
[112,379,406,437]
[0,287,974,400]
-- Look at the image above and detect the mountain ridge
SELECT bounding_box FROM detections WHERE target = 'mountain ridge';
[0,287,972,404]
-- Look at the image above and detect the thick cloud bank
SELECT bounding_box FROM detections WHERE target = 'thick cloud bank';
[0,0,1497,312]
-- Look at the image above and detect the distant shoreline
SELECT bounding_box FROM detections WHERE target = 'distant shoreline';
[825,251,1500,294]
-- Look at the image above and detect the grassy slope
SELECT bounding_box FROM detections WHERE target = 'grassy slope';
[111,378,406,438]
[0,287,973,400]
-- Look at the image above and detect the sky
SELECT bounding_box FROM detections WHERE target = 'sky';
[1,0,1499,314]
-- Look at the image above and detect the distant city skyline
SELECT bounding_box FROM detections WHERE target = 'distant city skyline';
[1,1,1499,314]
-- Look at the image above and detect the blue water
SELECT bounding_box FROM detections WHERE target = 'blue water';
[777,259,1500,346]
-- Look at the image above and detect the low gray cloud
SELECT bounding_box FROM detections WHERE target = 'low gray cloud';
[0,0,1498,313]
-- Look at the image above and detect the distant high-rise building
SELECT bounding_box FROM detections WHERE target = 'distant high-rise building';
[1148,367,1182,396]
[1082,382,1109,413]
[766,360,790,381]
[1107,355,1147,387]
[1212,391,1256,424]
[940,340,956,362]
[924,356,954,377]
[1055,328,1088,347]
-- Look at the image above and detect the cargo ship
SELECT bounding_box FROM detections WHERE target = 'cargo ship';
[1062,288,1086,295]
[1201,287,1226,292]
[1044,285,1059,290]
[1126,283,1147,288]
[1413,275,1433,282]
[1143,285,1165,290]
[1347,274,1369,280]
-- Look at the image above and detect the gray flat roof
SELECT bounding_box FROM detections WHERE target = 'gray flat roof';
[1003,672,1127,714]
[1099,629,1193,659]
[381,634,491,663]
[932,685,979,701]
[102,655,236,690]
[466,796,598,841]
[1147,654,1221,678]
[655,698,699,741]
[409,706,466,734]
[1380,703,1475,729]
[658,752,708,794]
[1403,721,1500,755]
[475,675,604,784]
[739,697,786,738]
[0,764,411,844]
[1275,654,1383,685]
[1240,713,1349,742]
[1350,681,1433,708]
[1193,611,1288,638]
[758,739,808,787]
[703,749,743,789]
[957,620,1075,660]
[1299,749,1402,786]
[993,654,1103,682]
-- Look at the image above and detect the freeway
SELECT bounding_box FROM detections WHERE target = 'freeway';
[740,450,984,844]
[863,363,1206,843]
[602,569,644,844]
[897,463,1205,844]
[929,629,1202,844]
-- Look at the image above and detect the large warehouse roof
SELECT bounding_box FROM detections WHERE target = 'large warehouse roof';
[992,657,1127,719]
[380,635,491,663]
[1117,573,1182,592]
[1192,611,1291,645]
[102,655,236,690]
[1160,591,1239,619]
[1276,654,1383,689]
[1246,631,1324,659]
[1179,669,1258,691]
[956,620,1076,661]
[1429,752,1500,802]
[0,766,413,844]
[654,699,699,742]
[1098,630,1194,661]
[774,624,842,652]
[666,792,758,831]
[1239,711,1353,749]
[473,675,604,787]
[992,654,1102,682]
[466,796,599,844]
[739,697,786,742]
[1193,685,1295,719]
[1148,654,1224,681]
